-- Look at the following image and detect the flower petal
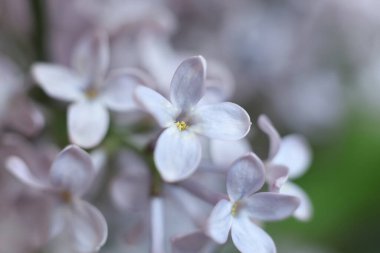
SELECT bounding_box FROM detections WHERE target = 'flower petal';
[280,182,313,221]
[32,63,85,102]
[172,231,210,253]
[272,134,312,179]
[68,101,110,148]
[210,139,252,169]
[227,153,265,202]
[192,102,251,140]
[154,126,202,182]
[231,215,276,253]
[266,164,289,192]
[49,145,95,196]
[67,200,108,253]
[206,199,233,244]
[170,56,206,111]
[243,192,300,221]
[258,114,281,161]
[134,86,177,128]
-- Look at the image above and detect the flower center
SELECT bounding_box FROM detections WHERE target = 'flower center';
[85,87,98,99]
[231,202,239,217]
[61,190,72,203]
[175,121,188,131]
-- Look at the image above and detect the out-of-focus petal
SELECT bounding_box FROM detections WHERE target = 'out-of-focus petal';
[266,164,289,192]
[5,156,49,189]
[32,63,85,102]
[170,56,206,111]
[49,145,95,196]
[272,134,312,179]
[151,197,165,253]
[280,182,313,221]
[258,114,281,161]
[227,153,265,202]
[243,192,300,221]
[192,102,251,141]
[68,101,109,148]
[134,86,177,128]
[172,231,210,253]
[210,139,251,169]
[154,126,202,182]
[231,215,276,253]
[206,199,233,244]
[68,200,108,253]
[71,31,110,83]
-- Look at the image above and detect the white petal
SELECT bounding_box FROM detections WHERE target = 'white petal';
[272,134,312,179]
[68,200,108,252]
[5,156,49,189]
[258,114,281,161]
[227,153,265,202]
[280,182,313,221]
[151,197,165,253]
[49,145,95,196]
[210,139,252,169]
[231,215,276,253]
[192,102,251,141]
[135,86,177,128]
[32,63,85,102]
[170,56,206,111]
[154,126,202,182]
[68,101,110,148]
[266,164,289,192]
[243,192,300,221]
[206,199,233,244]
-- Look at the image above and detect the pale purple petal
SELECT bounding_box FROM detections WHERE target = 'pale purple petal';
[258,114,281,161]
[135,86,177,128]
[192,102,251,140]
[68,101,110,148]
[49,145,95,196]
[210,139,252,169]
[172,231,210,253]
[32,63,85,102]
[71,31,110,82]
[5,156,49,190]
[280,182,313,221]
[227,153,265,202]
[206,199,233,244]
[154,126,202,182]
[231,215,276,253]
[243,192,300,221]
[266,165,289,192]
[151,197,165,253]
[170,56,206,111]
[68,200,108,252]
[272,134,312,179]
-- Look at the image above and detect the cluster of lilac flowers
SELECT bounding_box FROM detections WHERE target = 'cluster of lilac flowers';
[0,1,315,253]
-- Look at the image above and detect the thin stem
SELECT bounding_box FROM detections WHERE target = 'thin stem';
[30,0,47,60]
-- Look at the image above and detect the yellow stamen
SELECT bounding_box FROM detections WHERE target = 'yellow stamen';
[61,191,72,203]
[86,87,98,99]
[231,202,239,216]
[175,121,188,131]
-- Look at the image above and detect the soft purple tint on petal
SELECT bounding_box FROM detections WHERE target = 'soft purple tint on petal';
[206,199,233,244]
[192,102,251,141]
[280,182,313,221]
[210,139,252,169]
[170,56,206,111]
[68,200,108,253]
[154,126,202,182]
[272,134,312,179]
[243,192,300,221]
[227,153,265,202]
[71,31,110,83]
[231,215,276,253]
[49,145,95,196]
[258,114,281,161]
[134,86,178,128]
[68,101,110,148]
[32,63,85,102]
[172,231,210,253]
[5,156,49,190]
[151,197,165,253]
[266,164,289,192]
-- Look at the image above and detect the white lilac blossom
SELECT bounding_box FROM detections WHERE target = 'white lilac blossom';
[32,32,148,148]
[5,145,108,252]
[135,56,251,182]
[206,153,300,253]
[258,114,313,221]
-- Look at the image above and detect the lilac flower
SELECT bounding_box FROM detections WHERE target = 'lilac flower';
[135,56,251,182]
[258,114,313,221]
[206,153,300,253]
[32,32,147,148]
[5,145,108,252]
